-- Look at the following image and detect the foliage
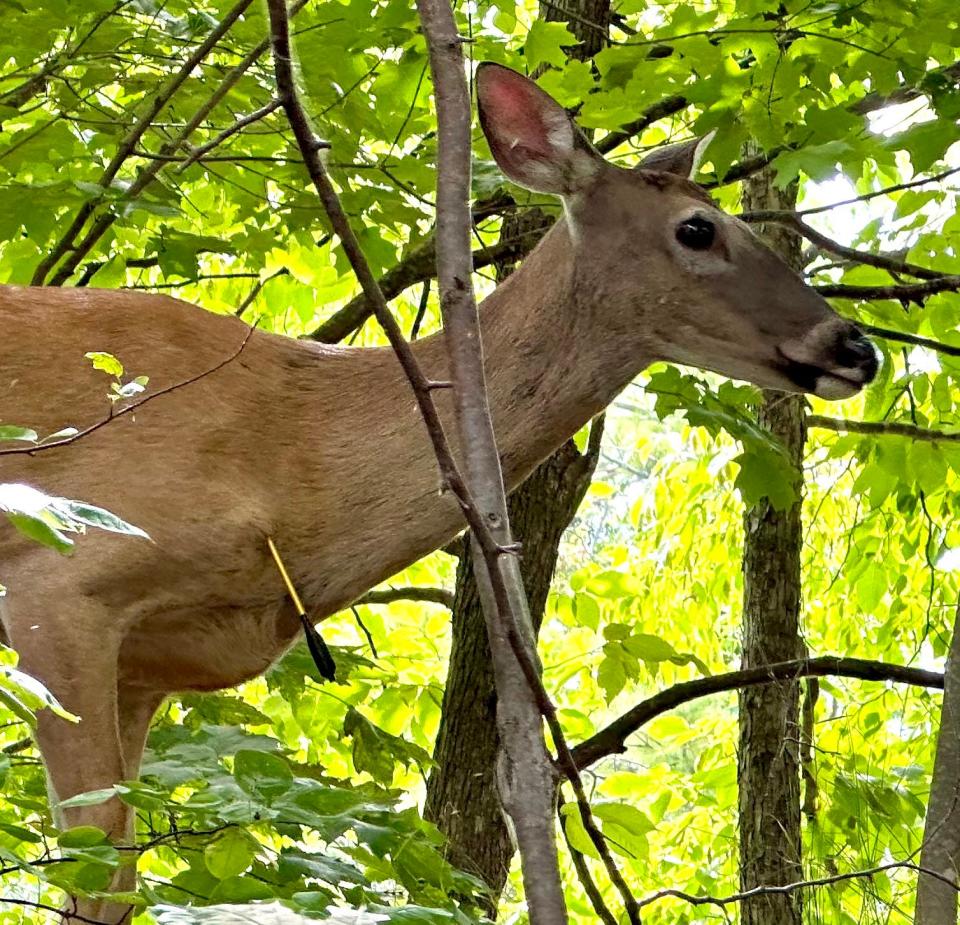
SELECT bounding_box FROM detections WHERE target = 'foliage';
[0,0,958,922]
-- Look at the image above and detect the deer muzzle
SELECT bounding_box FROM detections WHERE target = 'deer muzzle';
[777,322,879,400]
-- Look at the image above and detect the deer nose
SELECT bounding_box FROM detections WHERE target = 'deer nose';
[836,328,879,382]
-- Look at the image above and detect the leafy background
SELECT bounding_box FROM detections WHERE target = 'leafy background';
[0,0,959,921]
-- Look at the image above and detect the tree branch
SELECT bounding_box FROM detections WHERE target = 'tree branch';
[0,330,255,457]
[596,95,688,155]
[741,210,949,281]
[558,796,620,925]
[352,586,454,609]
[797,165,960,217]
[637,860,958,912]
[571,656,944,771]
[176,99,283,172]
[416,5,602,922]
[309,221,550,343]
[31,0,255,286]
[862,325,960,359]
[916,603,960,924]
[815,276,960,302]
[809,416,960,442]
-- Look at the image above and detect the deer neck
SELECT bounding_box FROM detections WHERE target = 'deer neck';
[287,219,647,611]
[444,219,626,485]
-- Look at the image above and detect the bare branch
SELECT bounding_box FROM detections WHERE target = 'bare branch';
[352,586,455,609]
[571,656,944,770]
[862,325,960,359]
[851,60,960,114]
[417,4,591,921]
[177,99,283,172]
[809,415,960,442]
[0,897,105,924]
[637,861,958,912]
[309,221,551,344]
[741,210,949,281]
[596,95,688,155]
[797,166,960,218]
[916,603,960,924]
[558,796,620,925]
[815,276,960,302]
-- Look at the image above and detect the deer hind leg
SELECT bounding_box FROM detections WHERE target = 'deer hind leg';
[8,612,134,924]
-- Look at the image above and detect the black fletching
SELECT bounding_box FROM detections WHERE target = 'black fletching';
[299,612,336,681]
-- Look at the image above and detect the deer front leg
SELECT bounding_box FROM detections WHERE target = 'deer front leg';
[11,619,134,924]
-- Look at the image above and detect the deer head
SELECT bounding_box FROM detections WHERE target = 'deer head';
[476,63,878,400]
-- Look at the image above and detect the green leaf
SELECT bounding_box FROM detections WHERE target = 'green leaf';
[559,803,599,858]
[58,789,116,810]
[3,510,74,553]
[524,21,574,70]
[84,351,124,378]
[57,500,150,540]
[233,749,293,803]
[203,827,259,880]
[0,425,37,442]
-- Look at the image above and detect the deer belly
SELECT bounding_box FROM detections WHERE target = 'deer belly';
[119,599,300,693]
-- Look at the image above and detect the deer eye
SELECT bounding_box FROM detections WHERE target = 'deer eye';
[676,217,715,250]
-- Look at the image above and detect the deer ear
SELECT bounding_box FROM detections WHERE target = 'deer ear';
[476,62,599,196]
[637,130,717,180]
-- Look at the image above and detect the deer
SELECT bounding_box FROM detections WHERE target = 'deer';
[0,63,877,923]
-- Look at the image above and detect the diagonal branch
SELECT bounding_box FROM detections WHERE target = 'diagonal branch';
[571,656,944,771]
[309,220,551,343]
[352,586,455,609]
[741,210,949,281]
[862,325,960,359]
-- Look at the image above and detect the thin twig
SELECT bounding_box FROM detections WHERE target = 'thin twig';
[0,329,254,457]
[0,896,108,924]
[558,796,620,925]
[177,99,283,172]
[862,325,960,358]
[797,165,960,216]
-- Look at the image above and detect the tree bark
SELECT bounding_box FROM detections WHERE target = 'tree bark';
[737,152,806,925]
[915,604,960,925]
[423,2,608,909]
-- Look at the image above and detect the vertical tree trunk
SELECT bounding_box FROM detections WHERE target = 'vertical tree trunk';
[915,604,960,925]
[423,2,608,909]
[737,153,806,925]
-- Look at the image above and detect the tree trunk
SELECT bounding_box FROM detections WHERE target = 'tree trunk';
[423,3,608,908]
[915,604,960,925]
[737,154,806,925]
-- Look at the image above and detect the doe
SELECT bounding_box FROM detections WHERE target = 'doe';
[0,63,877,923]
